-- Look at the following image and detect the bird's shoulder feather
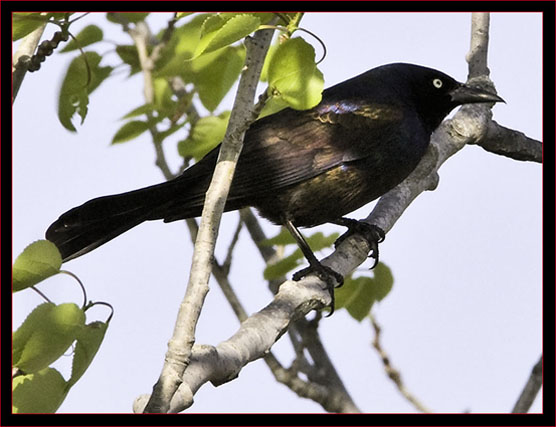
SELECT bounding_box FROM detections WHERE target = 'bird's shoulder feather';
[227,101,409,198]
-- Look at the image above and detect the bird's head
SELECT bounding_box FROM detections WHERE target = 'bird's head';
[378,63,505,133]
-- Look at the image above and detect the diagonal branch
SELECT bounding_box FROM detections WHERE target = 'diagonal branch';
[165,276,332,412]
[143,27,275,413]
[512,356,543,413]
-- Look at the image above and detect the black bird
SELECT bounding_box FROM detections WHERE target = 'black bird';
[46,63,503,301]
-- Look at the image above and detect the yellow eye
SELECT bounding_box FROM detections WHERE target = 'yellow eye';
[433,78,443,89]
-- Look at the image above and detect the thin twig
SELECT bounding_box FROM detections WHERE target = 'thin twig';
[126,21,177,181]
[59,270,88,308]
[221,216,244,276]
[512,356,543,413]
[150,13,177,63]
[370,314,431,413]
[29,286,53,303]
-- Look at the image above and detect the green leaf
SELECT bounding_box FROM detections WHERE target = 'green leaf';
[13,368,68,413]
[13,303,85,373]
[12,13,49,41]
[158,121,186,142]
[176,12,194,20]
[121,103,154,119]
[115,44,141,76]
[267,37,324,110]
[250,12,278,25]
[335,263,394,321]
[192,45,245,111]
[193,13,260,58]
[178,111,230,160]
[262,229,339,250]
[58,52,112,131]
[262,227,297,246]
[111,120,150,144]
[334,276,376,321]
[259,42,279,83]
[369,262,394,302]
[49,13,73,20]
[60,25,103,52]
[125,12,150,23]
[152,77,176,117]
[154,14,209,80]
[304,232,340,252]
[68,321,108,386]
[264,250,303,280]
[106,12,149,24]
[174,14,208,57]
[262,230,339,280]
[12,13,73,41]
[13,240,62,292]
[257,95,289,119]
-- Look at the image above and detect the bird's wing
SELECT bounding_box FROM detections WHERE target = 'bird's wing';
[227,102,406,198]
[159,102,406,221]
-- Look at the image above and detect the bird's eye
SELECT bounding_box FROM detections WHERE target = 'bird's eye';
[432,78,443,89]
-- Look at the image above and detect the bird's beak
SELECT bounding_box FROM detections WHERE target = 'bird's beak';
[450,83,505,105]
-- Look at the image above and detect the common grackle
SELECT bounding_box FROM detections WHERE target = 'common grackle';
[46,63,503,305]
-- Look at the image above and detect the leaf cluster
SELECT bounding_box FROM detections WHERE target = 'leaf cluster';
[12,241,109,413]
[13,12,325,168]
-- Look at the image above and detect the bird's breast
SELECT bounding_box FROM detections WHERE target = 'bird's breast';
[253,161,386,227]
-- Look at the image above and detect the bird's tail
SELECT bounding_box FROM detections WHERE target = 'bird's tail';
[45,179,203,262]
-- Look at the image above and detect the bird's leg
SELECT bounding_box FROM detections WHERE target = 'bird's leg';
[284,219,343,315]
[332,218,385,269]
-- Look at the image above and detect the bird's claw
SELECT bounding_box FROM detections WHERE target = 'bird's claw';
[334,219,385,269]
[293,263,343,316]
[367,238,381,269]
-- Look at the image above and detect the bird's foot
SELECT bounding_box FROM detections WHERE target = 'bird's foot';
[333,218,385,269]
[293,262,344,316]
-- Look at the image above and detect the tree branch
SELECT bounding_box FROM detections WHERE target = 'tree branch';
[127,20,177,181]
[290,317,360,412]
[512,356,543,413]
[467,13,491,78]
[466,12,541,163]
[221,216,244,276]
[143,27,275,413]
[162,208,360,413]
[165,276,331,412]
[473,120,542,162]
[12,22,47,103]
